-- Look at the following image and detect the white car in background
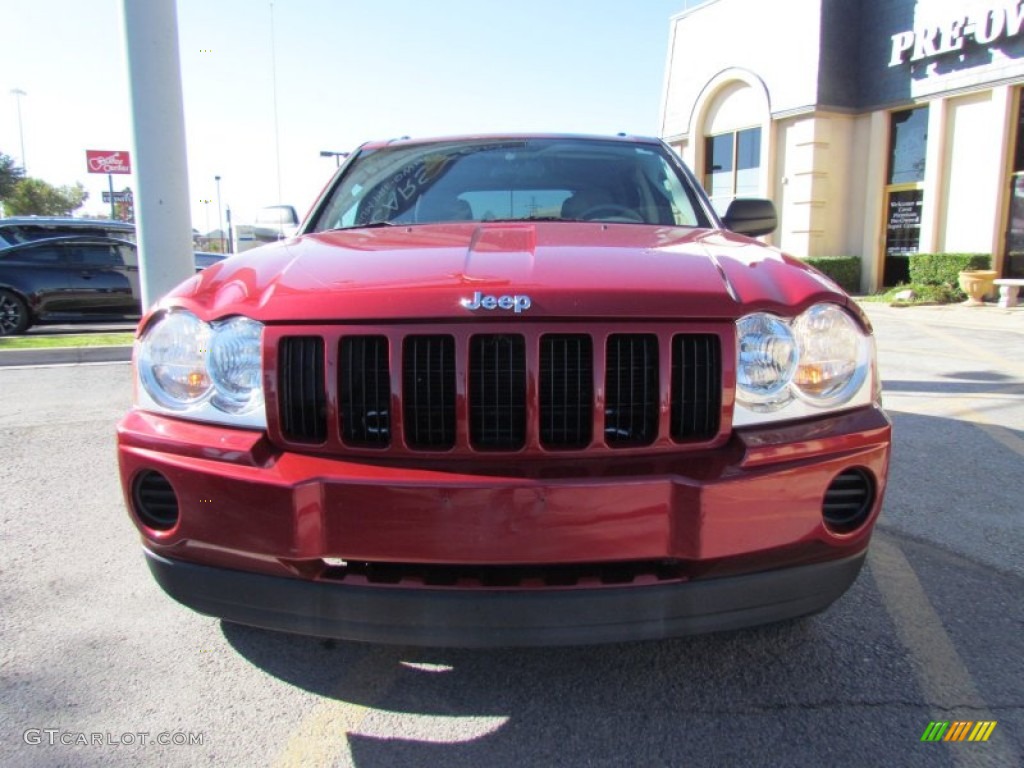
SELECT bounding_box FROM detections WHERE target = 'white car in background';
[252,205,299,245]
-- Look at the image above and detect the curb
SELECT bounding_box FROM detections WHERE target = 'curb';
[0,345,133,367]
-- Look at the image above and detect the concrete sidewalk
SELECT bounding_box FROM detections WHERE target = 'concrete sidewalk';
[0,344,133,367]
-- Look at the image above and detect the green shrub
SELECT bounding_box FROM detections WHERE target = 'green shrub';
[801,256,862,293]
[869,283,964,304]
[908,253,991,286]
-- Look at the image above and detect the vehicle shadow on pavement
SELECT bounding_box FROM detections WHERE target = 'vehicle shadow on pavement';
[883,377,1024,396]
[218,573,939,767]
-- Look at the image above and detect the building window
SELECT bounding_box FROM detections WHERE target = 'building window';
[883,107,929,286]
[887,107,928,185]
[1006,91,1024,278]
[704,127,761,215]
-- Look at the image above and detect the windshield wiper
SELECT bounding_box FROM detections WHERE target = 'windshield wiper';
[325,220,396,232]
[485,216,566,223]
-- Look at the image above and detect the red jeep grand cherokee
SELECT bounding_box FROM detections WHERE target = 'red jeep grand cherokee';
[117,134,891,647]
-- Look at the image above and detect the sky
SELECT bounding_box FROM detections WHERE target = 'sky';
[0,0,687,233]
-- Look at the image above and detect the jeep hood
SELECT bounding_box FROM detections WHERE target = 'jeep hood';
[162,223,849,323]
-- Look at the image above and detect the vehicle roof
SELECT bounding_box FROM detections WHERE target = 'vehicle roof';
[357,133,666,151]
[0,216,134,230]
[0,235,136,253]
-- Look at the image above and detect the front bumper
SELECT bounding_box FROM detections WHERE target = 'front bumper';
[118,405,890,645]
[145,547,866,647]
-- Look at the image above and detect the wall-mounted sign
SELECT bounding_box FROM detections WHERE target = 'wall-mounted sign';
[86,150,131,174]
[885,189,924,255]
[889,2,1024,66]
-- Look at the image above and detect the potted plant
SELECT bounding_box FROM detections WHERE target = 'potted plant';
[957,268,998,305]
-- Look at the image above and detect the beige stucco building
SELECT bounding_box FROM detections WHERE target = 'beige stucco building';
[661,0,1024,290]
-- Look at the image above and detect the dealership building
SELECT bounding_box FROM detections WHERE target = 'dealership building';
[660,0,1024,291]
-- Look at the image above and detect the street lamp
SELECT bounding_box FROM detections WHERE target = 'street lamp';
[199,198,212,241]
[10,89,27,174]
[215,175,224,253]
[319,150,349,167]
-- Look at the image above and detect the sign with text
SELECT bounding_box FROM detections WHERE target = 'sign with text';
[86,150,131,175]
[886,189,924,255]
[102,190,134,203]
[889,1,1024,66]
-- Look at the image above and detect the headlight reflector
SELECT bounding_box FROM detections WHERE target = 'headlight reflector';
[736,313,797,410]
[208,316,264,413]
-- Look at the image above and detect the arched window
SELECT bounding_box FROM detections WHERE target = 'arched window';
[700,82,765,214]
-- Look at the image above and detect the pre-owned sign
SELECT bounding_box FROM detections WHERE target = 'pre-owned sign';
[86,150,132,175]
[889,1,1024,66]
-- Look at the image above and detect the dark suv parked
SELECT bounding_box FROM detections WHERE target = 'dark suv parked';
[0,234,141,334]
[0,216,135,248]
[0,217,223,335]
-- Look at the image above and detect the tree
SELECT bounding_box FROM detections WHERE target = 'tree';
[0,152,24,200]
[3,178,89,217]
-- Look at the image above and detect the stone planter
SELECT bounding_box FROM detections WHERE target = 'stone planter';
[957,269,997,306]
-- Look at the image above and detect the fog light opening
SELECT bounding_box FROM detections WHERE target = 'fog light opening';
[132,470,180,532]
[822,468,875,534]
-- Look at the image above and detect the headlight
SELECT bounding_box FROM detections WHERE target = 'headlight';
[734,304,874,426]
[138,311,212,409]
[791,304,867,405]
[136,310,265,428]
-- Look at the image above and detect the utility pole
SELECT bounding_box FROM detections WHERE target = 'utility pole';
[121,0,194,310]
[10,89,27,174]
[215,175,225,253]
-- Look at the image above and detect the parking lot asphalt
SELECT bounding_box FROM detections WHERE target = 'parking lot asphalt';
[0,303,1021,767]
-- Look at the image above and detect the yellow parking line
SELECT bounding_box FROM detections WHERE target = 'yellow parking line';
[869,535,1018,766]
[273,647,401,768]
[968,418,1024,460]
[876,345,1018,367]
[901,398,1024,460]
[896,320,1024,378]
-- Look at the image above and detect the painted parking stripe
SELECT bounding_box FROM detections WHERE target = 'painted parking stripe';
[869,535,1018,766]
[893,319,1024,378]
[272,649,510,767]
[273,647,400,768]
[885,393,1024,461]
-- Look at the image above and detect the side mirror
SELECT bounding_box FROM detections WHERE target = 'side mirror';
[721,198,777,237]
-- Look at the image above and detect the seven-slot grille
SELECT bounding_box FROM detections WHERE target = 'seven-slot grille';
[275,329,722,452]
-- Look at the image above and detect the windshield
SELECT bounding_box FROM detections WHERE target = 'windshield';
[310,138,711,230]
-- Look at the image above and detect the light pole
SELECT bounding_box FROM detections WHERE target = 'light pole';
[10,89,27,174]
[226,205,233,254]
[215,175,224,253]
[319,150,349,167]
[200,198,211,241]
[270,1,283,205]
